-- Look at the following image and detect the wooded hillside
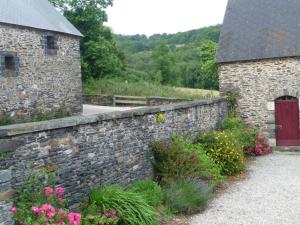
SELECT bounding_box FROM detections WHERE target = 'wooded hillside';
[115,25,221,89]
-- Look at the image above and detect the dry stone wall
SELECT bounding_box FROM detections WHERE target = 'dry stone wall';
[0,23,82,121]
[219,57,300,145]
[0,98,227,224]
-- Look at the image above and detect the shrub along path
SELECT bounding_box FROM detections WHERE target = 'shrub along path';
[190,152,300,225]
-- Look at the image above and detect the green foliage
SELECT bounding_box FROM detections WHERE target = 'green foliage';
[50,0,124,80]
[151,136,223,184]
[223,93,239,115]
[151,139,205,184]
[128,180,164,207]
[164,180,211,214]
[82,204,120,225]
[0,114,15,126]
[115,25,221,90]
[155,114,165,123]
[27,109,71,123]
[223,114,258,152]
[84,78,217,99]
[89,186,158,225]
[152,43,180,86]
[195,131,246,176]
[223,114,245,130]
[180,139,224,184]
[12,171,57,222]
[198,40,219,90]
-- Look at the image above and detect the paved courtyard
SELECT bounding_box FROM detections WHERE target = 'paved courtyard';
[190,152,300,225]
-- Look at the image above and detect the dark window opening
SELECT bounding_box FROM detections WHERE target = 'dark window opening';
[5,56,14,72]
[47,36,55,50]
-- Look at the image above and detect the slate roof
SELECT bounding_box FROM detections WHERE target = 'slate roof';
[0,0,83,37]
[217,0,300,63]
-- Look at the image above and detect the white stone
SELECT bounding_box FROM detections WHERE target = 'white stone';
[267,102,274,111]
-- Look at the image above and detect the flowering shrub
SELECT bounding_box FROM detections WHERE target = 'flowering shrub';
[82,204,120,225]
[11,186,81,225]
[195,131,245,176]
[244,135,271,156]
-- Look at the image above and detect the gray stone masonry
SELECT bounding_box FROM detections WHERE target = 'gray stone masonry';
[0,23,82,121]
[219,57,300,146]
[0,98,227,222]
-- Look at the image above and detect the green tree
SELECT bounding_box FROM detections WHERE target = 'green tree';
[199,40,219,90]
[49,0,124,80]
[152,43,180,86]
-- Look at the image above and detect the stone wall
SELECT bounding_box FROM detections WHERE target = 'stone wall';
[0,23,82,121]
[219,57,300,145]
[0,98,227,224]
[83,95,114,106]
[147,96,191,106]
[83,95,191,106]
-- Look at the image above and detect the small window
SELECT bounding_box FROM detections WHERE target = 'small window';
[0,52,19,77]
[42,33,58,55]
[47,36,55,50]
[5,56,15,72]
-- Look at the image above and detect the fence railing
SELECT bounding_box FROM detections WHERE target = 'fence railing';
[113,95,147,107]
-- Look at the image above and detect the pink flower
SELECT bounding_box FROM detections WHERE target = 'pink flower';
[10,207,17,214]
[55,187,65,198]
[255,144,263,154]
[69,212,81,225]
[104,209,117,218]
[32,206,40,214]
[45,222,50,225]
[40,204,56,219]
[257,135,265,142]
[45,187,54,197]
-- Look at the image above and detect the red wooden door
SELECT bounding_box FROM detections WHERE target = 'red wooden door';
[275,98,300,146]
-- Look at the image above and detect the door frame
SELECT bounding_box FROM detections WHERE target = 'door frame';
[275,96,300,146]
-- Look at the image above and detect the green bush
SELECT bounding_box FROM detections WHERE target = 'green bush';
[89,186,158,225]
[195,131,245,176]
[0,114,15,126]
[128,180,164,207]
[151,136,224,184]
[164,180,211,214]
[223,114,258,151]
[151,139,203,184]
[177,138,224,184]
[223,114,245,130]
[82,204,120,225]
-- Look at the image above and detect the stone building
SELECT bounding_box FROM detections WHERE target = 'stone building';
[217,0,300,147]
[0,0,83,121]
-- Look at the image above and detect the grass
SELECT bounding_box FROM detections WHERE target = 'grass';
[84,78,219,99]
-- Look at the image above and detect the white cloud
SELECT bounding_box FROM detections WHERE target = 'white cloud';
[105,0,228,36]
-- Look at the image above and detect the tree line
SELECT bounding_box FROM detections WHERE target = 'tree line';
[49,0,220,90]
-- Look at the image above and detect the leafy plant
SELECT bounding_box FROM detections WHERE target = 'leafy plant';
[164,180,211,214]
[0,114,16,126]
[128,180,164,207]
[151,139,204,184]
[180,139,224,184]
[82,204,120,225]
[88,186,158,225]
[245,135,271,156]
[195,131,245,176]
[223,114,258,154]
[11,171,81,225]
[151,136,224,184]
[223,114,245,130]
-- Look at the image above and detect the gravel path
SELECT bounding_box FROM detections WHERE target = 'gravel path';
[190,152,300,225]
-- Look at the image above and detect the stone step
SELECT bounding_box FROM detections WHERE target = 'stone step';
[272,146,300,152]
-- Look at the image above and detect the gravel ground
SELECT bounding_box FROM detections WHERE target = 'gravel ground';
[190,152,300,225]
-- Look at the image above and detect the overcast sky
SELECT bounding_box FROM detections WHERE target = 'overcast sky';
[105,0,228,36]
